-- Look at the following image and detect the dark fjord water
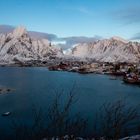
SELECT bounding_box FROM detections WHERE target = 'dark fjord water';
[0,67,140,136]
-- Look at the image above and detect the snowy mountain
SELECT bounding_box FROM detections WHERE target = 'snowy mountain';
[0,26,62,64]
[0,25,140,64]
[69,37,140,63]
[0,25,57,41]
[0,25,101,50]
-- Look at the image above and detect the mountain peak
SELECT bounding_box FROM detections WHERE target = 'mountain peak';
[111,36,128,43]
[13,26,27,38]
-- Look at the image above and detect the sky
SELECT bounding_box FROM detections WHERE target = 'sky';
[0,0,140,40]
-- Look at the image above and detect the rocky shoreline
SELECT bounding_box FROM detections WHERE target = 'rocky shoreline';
[41,135,140,140]
[0,58,140,85]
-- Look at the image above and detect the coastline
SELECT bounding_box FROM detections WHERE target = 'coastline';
[0,59,140,86]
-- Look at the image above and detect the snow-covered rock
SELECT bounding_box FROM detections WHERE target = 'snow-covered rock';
[12,26,27,38]
[0,26,62,64]
[0,26,140,64]
[120,135,140,140]
[111,36,129,44]
[70,37,140,63]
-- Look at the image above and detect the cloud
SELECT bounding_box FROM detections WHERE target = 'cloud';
[29,31,57,41]
[130,32,140,40]
[0,25,103,50]
[61,36,102,44]
[0,25,57,41]
[75,6,92,15]
[0,25,14,34]
[57,36,103,50]
[62,6,93,15]
[112,7,140,24]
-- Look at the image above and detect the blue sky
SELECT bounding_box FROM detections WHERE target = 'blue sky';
[0,0,140,39]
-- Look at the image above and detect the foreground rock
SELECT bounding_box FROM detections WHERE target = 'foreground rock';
[120,135,140,140]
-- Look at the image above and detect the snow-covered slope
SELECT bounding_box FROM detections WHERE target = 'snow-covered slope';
[70,37,140,63]
[0,26,140,63]
[0,26,62,64]
[120,135,140,140]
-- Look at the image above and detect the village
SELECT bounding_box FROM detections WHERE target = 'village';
[48,60,140,85]
[3,56,140,85]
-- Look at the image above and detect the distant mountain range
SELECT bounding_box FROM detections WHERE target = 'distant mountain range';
[0,25,140,63]
[69,36,140,63]
[0,25,102,50]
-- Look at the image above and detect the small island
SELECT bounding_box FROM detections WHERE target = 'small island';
[0,87,14,94]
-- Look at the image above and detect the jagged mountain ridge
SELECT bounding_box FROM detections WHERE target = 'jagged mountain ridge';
[0,25,57,40]
[0,26,140,63]
[0,26,62,64]
[70,37,140,63]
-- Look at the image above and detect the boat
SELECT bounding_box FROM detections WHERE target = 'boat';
[123,77,140,85]
[78,68,92,74]
[2,112,11,116]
